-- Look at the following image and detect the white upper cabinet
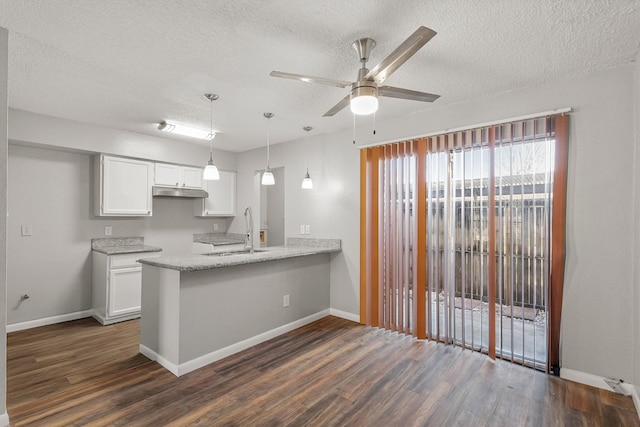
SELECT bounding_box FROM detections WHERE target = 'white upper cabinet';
[195,170,236,217]
[180,166,204,189]
[94,155,153,216]
[154,163,203,189]
[154,163,180,187]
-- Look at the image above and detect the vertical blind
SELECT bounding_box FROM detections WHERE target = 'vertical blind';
[360,114,568,374]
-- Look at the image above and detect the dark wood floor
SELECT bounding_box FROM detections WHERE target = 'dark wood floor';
[7,316,639,426]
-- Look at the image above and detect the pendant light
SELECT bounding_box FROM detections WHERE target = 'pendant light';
[262,112,275,186]
[202,94,220,180]
[301,126,313,189]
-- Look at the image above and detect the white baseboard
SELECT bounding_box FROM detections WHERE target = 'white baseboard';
[0,412,9,427]
[92,310,140,326]
[6,310,93,333]
[139,344,179,376]
[561,368,640,420]
[329,308,360,323]
[141,309,330,377]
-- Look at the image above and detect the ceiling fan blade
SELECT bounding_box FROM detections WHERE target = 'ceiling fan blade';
[270,71,352,88]
[323,94,351,117]
[364,26,437,84]
[378,86,440,103]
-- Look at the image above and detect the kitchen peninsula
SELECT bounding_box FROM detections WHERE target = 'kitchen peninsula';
[137,238,341,376]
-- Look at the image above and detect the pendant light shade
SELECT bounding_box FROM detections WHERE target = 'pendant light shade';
[203,93,220,181]
[262,168,275,185]
[262,112,275,186]
[203,160,220,180]
[301,126,313,189]
[301,169,313,189]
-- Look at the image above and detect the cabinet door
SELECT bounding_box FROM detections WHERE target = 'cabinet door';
[180,166,204,189]
[101,156,153,216]
[198,170,236,216]
[155,163,181,187]
[108,267,142,317]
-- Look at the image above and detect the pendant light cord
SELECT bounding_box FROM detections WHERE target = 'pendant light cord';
[209,98,214,161]
[266,116,271,168]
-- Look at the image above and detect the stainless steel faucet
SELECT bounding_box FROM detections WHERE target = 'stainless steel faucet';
[244,206,254,254]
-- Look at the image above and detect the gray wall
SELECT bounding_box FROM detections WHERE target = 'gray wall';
[0,25,9,426]
[232,63,640,386]
[6,128,237,325]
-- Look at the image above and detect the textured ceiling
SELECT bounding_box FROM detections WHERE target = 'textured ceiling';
[1,0,639,152]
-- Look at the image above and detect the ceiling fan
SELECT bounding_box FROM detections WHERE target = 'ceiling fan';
[270,26,440,117]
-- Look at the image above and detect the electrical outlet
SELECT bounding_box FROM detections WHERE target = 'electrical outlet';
[213,223,219,231]
[305,225,310,235]
[21,225,32,236]
[300,225,305,235]
[283,294,290,307]
[104,226,112,236]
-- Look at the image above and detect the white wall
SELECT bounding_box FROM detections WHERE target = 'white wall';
[234,63,639,385]
[6,113,239,325]
[0,25,9,427]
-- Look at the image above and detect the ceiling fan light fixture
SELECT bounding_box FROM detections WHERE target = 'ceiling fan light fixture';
[350,86,378,115]
[158,121,215,140]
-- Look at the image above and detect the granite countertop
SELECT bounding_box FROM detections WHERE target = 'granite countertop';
[139,238,341,272]
[92,237,163,255]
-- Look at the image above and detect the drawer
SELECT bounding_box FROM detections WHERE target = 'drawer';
[109,253,142,269]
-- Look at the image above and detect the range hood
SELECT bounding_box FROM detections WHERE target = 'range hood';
[152,186,209,198]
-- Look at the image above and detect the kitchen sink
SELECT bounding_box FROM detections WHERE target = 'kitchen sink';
[205,248,267,256]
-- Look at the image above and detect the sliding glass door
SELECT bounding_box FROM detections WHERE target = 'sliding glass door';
[361,114,568,373]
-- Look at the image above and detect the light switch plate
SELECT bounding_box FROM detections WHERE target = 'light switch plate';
[213,223,219,231]
[21,225,32,236]
[300,225,305,235]
[305,225,310,235]
[104,226,112,236]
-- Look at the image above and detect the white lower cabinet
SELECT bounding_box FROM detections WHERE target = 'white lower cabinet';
[107,267,142,318]
[92,251,159,325]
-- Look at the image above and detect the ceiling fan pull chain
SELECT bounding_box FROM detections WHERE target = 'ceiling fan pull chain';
[373,111,376,135]
[353,113,356,144]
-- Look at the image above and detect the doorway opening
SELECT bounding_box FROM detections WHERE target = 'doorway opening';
[255,167,285,247]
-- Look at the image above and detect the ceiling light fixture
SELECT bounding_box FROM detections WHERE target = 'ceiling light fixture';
[202,93,220,180]
[261,112,275,186]
[158,120,215,140]
[301,126,313,189]
[350,84,378,115]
